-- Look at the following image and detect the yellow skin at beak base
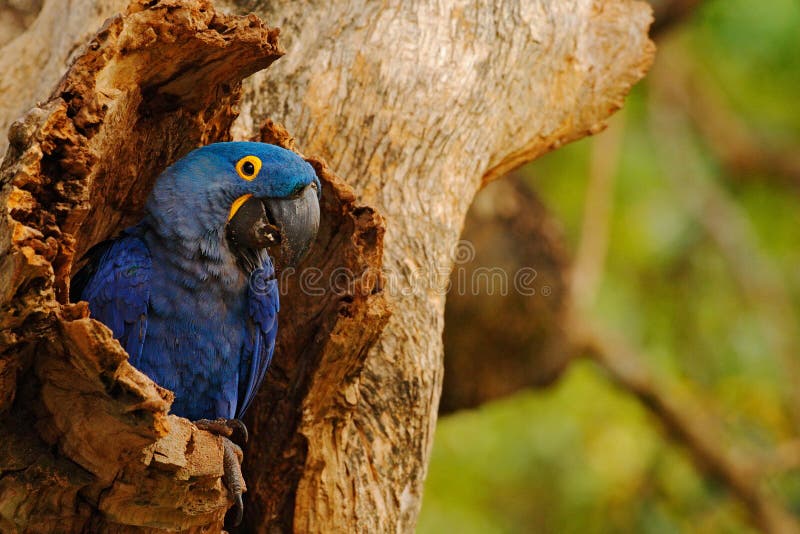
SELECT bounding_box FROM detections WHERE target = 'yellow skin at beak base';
[228,194,253,221]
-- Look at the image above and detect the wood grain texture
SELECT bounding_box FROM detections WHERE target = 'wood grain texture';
[0,2,286,530]
[227,1,654,531]
[0,0,653,531]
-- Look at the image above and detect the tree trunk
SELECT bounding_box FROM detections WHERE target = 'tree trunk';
[0,0,654,532]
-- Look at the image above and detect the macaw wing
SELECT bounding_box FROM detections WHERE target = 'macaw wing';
[72,235,152,362]
[236,253,279,418]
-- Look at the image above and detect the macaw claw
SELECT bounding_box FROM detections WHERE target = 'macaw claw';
[222,436,245,527]
[194,417,249,446]
[193,418,248,527]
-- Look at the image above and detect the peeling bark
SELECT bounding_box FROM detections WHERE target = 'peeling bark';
[1,1,386,531]
[242,119,391,531]
[0,1,281,528]
[1,0,653,531]
[232,1,654,531]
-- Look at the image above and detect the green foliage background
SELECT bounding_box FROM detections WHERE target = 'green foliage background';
[419,1,800,532]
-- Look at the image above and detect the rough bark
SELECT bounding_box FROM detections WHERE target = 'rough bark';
[0,0,42,47]
[0,2,279,529]
[231,2,653,531]
[0,1,386,531]
[0,0,654,531]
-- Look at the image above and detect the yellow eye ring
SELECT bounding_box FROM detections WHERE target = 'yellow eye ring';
[235,155,262,181]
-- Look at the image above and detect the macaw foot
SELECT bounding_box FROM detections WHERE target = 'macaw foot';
[193,418,249,527]
[193,417,249,447]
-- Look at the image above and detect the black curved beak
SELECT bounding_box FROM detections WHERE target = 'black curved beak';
[226,184,320,269]
[262,184,320,267]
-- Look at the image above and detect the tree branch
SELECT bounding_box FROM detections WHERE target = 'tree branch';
[573,319,800,534]
[232,2,654,529]
[1,0,655,531]
[1,2,384,531]
[673,49,800,189]
[559,53,800,530]
[647,57,800,428]
[649,0,704,37]
[570,116,625,311]
[440,175,571,413]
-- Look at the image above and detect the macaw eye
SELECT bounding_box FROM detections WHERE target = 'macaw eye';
[235,155,262,181]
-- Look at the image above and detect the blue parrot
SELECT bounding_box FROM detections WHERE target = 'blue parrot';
[70,142,320,524]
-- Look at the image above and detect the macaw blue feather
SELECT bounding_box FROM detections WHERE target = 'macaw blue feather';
[237,251,279,418]
[74,142,318,421]
[78,235,151,362]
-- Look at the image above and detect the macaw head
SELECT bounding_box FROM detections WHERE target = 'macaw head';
[145,142,321,270]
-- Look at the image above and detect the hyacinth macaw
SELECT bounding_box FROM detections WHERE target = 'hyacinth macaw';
[70,142,320,523]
